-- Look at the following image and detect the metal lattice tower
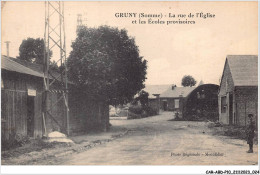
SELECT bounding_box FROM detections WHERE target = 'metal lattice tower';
[43,1,69,136]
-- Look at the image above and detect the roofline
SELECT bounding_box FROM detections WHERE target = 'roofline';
[2,55,74,85]
[187,83,220,99]
[218,57,235,93]
[227,55,258,57]
[159,86,196,98]
[219,58,227,92]
[197,83,219,87]
[2,68,44,78]
[2,56,44,78]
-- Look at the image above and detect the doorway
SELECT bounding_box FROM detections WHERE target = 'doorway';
[163,101,167,111]
[27,96,34,137]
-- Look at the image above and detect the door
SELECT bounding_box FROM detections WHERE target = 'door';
[27,96,34,137]
[163,101,167,111]
[229,94,233,125]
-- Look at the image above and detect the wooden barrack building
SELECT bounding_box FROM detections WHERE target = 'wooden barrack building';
[1,55,110,141]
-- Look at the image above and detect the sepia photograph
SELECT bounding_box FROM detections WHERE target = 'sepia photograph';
[1,1,259,174]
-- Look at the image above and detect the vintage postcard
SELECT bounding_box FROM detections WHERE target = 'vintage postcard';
[1,1,259,174]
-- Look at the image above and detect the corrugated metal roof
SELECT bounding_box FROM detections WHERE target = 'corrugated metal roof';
[160,86,196,98]
[1,55,44,78]
[144,84,171,99]
[227,55,258,86]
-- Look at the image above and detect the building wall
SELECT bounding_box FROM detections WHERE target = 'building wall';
[160,97,184,112]
[2,71,43,139]
[218,61,235,124]
[235,87,258,126]
[1,70,66,140]
[1,89,28,138]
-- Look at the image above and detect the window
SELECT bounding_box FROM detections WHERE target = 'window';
[175,99,179,109]
[221,96,227,113]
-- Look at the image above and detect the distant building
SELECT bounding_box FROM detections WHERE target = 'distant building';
[144,82,219,120]
[143,84,170,114]
[143,84,171,99]
[160,85,195,112]
[218,55,258,126]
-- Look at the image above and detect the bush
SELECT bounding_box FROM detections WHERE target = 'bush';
[128,104,146,119]
[127,104,158,119]
[144,106,157,116]
[184,111,219,122]
[129,105,143,115]
[128,111,142,119]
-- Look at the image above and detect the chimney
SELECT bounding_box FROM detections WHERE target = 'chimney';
[5,41,10,58]
[172,84,177,90]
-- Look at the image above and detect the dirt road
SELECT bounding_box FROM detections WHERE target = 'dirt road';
[60,112,258,165]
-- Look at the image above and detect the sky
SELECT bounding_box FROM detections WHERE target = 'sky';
[1,1,258,86]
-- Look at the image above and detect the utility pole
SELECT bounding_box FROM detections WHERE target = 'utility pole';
[5,41,10,58]
[43,1,69,136]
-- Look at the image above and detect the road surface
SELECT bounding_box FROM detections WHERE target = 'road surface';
[61,112,258,165]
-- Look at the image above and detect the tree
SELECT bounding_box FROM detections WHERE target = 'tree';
[67,26,147,105]
[135,90,149,107]
[17,37,52,65]
[181,75,197,87]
